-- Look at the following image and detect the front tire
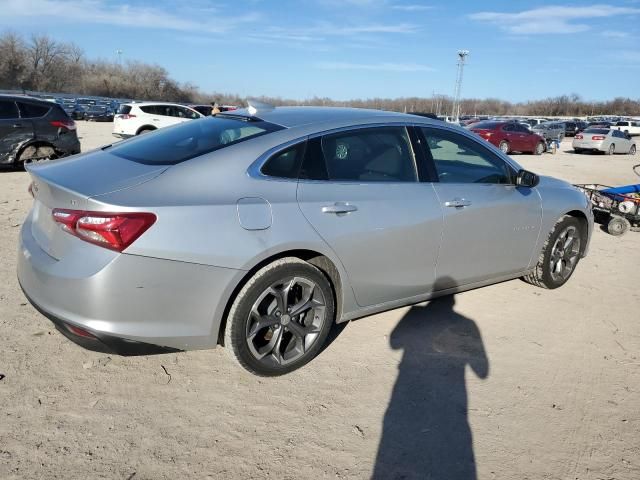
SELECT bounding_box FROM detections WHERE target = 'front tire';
[224,258,335,376]
[534,142,545,155]
[629,145,636,156]
[523,216,584,289]
[499,141,509,154]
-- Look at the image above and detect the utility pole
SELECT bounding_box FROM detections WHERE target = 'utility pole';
[451,50,469,122]
[116,49,123,66]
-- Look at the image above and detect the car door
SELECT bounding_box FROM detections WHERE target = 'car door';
[503,124,525,151]
[0,99,33,164]
[418,126,542,289]
[514,123,535,151]
[296,126,443,307]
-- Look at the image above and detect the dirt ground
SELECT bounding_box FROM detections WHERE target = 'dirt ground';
[1,121,639,480]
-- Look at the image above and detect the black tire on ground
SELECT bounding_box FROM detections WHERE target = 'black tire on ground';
[629,145,636,156]
[523,215,585,289]
[607,216,630,236]
[224,257,335,376]
[499,141,509,154]
[607,144,615,155]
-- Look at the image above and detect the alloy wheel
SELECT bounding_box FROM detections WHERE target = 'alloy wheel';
[246,276,327,367]
[549,226,581,282]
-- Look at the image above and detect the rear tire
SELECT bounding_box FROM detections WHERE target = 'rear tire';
[607,216,630,236]
[499,141,509,154]
[629,145,636,156]
[523,216,584,289]
[137,128,155,135]
[224,258,335,376]
[607,144,615,155]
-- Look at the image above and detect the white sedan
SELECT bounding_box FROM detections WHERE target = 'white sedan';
[573,128,636,155]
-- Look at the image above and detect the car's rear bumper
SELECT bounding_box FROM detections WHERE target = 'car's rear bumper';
[17,213,241,352]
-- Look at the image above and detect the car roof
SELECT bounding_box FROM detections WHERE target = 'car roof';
[128,102,197,108]
[0,94,54,105]
[222,106,416,128]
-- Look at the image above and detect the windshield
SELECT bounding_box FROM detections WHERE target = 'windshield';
[109,117,284,165]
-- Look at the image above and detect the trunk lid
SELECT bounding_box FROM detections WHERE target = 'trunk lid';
[27,149,167,260]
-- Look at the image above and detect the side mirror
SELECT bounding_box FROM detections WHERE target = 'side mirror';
[516,169,539,188]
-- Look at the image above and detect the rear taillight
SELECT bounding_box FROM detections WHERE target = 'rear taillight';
[52,209,156,252]
[118,114,136,120]
[575,134,583,139]
[50,119,76,131]
[591,135,605,141]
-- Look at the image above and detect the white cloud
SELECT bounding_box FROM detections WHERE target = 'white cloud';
[392,4,434,11]
[315,61,434,72]
[601,30,630,38]
[469,4,640,35]
[2,0,261,33]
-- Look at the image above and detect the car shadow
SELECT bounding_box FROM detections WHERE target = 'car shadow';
[372,278,489,480]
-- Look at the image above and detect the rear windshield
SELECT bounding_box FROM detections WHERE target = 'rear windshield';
[469,121,499,129]
[583,128,609,134]
[109,117,284,165]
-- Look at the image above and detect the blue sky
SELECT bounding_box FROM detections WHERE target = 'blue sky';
[2,0,639,102]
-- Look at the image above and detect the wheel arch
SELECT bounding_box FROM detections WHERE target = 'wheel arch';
[136,125,157,135]
[14,139,58,164]
[216,249,344,346]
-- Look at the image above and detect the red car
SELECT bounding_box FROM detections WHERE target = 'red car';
[469,121,546,155]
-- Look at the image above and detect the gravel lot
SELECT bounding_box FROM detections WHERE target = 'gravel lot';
[1,121,639,479]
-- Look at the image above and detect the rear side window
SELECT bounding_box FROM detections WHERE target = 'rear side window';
[117,105,132,115]
[261,143,306,179]
[307,127,417,182]
[109,117,283,165]
[0,100,19,119]
[18,102,50,118]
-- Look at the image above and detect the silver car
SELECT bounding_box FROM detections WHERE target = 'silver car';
[572,128,637,155]
[17,107,594,375]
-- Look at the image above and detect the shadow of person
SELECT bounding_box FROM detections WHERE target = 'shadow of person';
[372,278,489,480]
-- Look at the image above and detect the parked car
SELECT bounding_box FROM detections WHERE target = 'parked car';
[17,106,594,376]
[112,102,203,137]
[525,118,547,127]
[563,121,581,137]
[0,94,80,167]
[84,105,114,122]
[531,122,566,142]
[469,120,546,154]
[572,128,636,155]
[612,121,640,137]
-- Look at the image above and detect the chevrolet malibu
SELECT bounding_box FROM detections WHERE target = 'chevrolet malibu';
[18,107,594,376]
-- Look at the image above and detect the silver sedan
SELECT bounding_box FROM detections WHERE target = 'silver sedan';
[18,106,594,375]
[573,128,637,155]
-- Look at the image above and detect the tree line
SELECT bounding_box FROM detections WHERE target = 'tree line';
[1,31,639,116]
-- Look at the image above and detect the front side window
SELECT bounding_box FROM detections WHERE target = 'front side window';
[0,100,19,119]
[421,127,512,184]
[109,117,283,165]
[308,127,417,182]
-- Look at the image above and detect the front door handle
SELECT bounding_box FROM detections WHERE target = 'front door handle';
[322,202,358,214]
[444,199,472,208]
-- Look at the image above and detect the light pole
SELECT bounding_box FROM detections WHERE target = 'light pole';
[116,49,123,66]
[451,50,469,122]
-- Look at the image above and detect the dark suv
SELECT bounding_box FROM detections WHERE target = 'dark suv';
[0,95,80,167]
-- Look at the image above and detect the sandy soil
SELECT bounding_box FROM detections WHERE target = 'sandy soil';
[1,121,639,480]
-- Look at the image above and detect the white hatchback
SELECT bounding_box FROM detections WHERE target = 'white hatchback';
[113,102,203,138]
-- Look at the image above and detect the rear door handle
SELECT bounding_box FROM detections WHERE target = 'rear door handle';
[444,199,472,208]
[322,202,358,214]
